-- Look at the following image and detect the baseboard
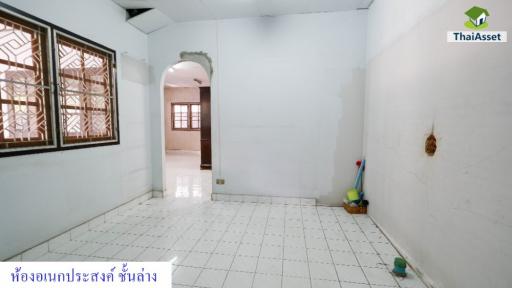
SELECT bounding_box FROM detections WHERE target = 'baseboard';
[4,190,155,262]
[152,190,164,198]
[369,215,437,288]
[211,192,316,206]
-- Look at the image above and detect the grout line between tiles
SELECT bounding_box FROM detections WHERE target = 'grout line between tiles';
[250,203,271,288]
[328,207,372,286]
[194,201,244,287]
[300,205,314,288]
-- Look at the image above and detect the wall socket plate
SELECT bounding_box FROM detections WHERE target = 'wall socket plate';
[216,179,225,185]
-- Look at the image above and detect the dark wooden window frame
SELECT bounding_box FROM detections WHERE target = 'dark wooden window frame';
[0,2,120,158]
[171,102,200,131]
[0,8,56,152]
[54,31,118,147]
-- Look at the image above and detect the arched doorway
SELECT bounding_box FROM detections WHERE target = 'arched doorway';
[161,60,212,200]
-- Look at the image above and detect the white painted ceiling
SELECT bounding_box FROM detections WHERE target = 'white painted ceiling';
[164,61,210,88]
[126,8,170,33]
[113,0,373,22]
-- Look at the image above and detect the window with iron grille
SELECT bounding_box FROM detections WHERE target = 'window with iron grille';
[56,33,117,145]
[172,103,200,131]
[0,4,119,157]
[0,9,55,151]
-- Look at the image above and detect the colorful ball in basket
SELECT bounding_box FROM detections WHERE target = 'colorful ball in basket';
[347,188,360,202]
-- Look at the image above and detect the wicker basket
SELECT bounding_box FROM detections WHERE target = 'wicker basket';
[343,203,368,214]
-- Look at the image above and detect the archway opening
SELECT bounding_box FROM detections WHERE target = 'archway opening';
[161,60,212,200]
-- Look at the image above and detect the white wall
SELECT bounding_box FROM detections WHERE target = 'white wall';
[149,11,367,204]
[164,87,201,151]
[0,0,151,260]
[364,0,512,287]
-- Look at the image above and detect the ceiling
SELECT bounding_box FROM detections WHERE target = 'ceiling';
[164,61,210,88]
[113,0,373,22]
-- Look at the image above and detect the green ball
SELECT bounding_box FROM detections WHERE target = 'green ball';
[394,257,407,268]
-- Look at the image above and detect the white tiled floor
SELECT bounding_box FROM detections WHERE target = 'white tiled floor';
[165,150,212,202]
[17,151,427,288]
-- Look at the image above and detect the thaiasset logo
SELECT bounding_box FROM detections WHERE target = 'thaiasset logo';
[447,6,507,43]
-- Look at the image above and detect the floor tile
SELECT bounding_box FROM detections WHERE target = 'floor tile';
[285,236,306,248]
[223,271,254,288]
[283,260,309,277]
[362,267,396,286]
[372,242,398,256]
[72,231,102,242]
[306,237,328,250]
[336,265,368,284]
[112,246,145,260]
[256,258,282,275]
[108,223,135,234]
[284,246,308,261]
[263,235,284,246]
[365,232,388,243]
[260,245,283,259]
[339,282,371,288]
[237,243,260,257]
[94,232,119,244]
[309,262,338,281]
[206,253,234,270]
[328,239,352,252]
[312,279,341,288]
[135,248,165,261]
[253,273,282,288]
[285,227,304,237]
[307,248,332,263]
[193,240,218,253]
[231,255,258,273]
[282,276,311,288]
[182,251,211,267]
[203,230,224,241]
[345,231,367,241]
[173,266,202,286]
[242,233,264,245]
[92,244,124,258]
[110,234,139,246]
[355,253,383,268]
[324,230,346,240]
[349,241,375,254]
[51,240,83,254]
[84,256,108,261]
[194,268,227,288]
[393,270,428,288]
[331,251,359,266]
[173,238,197,251]
[59,254,88,261]
[72,242,104,256]
[36,252,64,261]
[161,249,188,263]
[132,235,157,247]
[222,232,243,243]
[214,241,239,255]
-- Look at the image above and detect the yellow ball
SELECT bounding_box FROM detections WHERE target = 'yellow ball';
[347,188,360,202]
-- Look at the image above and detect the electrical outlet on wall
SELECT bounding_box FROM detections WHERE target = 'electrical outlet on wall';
[216,179,225,185]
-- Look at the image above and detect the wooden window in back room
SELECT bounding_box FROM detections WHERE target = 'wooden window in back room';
[56,33,118,145]
[0,9,54,151]
[172,103,200,131]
